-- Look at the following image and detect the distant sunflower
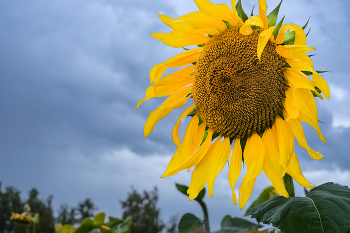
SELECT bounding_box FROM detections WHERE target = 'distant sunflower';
[137,0,330,208]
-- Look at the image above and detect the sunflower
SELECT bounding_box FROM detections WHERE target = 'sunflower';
[137,0,330,209]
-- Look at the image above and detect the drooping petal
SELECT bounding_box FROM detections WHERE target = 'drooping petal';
[243,134,265,182]
[239,178,256,209]
[181,116,200,158]
[163,129,214,177]
[149,48,202,84]
[239,16,264,35]
[299,111,326,144]
[162,147,184,177]
[286,152,311,187]
[172,104,195,147]
[262,129,284,177]
[285,55,314,72]
[228,139,242,205]
[312,72,330,99]
[151,31,210,48]
[287,119,324,160]
[187,137,222,200]
[136,98,145,109]
[275,24,306,45]
[257,26,275,60]
[208,137,232,198]
[154,65,194,86]
[258,0,268,29]
[262,157,289,197]
[194,0,242,27]
[292,88,319,129]
[144,89,190,137]
[284,88,299,120]
[274,116,294,169]
[284,68,314,91]
[275,45,315,59]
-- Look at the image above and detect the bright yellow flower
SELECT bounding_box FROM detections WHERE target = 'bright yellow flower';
[138,0,330,209]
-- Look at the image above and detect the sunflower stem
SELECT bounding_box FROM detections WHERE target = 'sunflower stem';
[198,200,210,233]
[283,174,295,197]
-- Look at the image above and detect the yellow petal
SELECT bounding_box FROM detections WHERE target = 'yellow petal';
[257,26,275,60]
[262,129,284,177]
[187,137,222,200]
[136,98,145,109]
[293,88,318,128]
[274,116,294,169]
[144,90,189,137]
[275,24,306,45]
[239,178,256,209]
[162,147,183,177]
[194,0,242,27]
[275,45,315,59]
[284,88,299,120]
[243,133,265,182]
[172,104,195,147]
[181,116,200,158]
[299,112,326,144]
[312,72,330,99]
[239,16,264,35]
[263,158,289,197]
[258,0,268,29]
[287,119,324,160]
[286,152,311,187]
[208,137,232,198]
[228,139,242,205]
[151,31,210,48]
[144,107,172,137]
[150,78,193,99]
[285,55,314,72]
[154,65,194,86]
[159,12,226,35]
[284,68,314,91]
[150,64,167,84]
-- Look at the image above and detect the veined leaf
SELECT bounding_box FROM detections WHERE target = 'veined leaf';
[251,182,350,233]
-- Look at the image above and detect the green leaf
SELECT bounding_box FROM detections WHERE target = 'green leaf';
[107,217,123,229]
[302,16,311,30]
[58,225,75,233]
[272,16,285,40]
[267,0,283,27]
[244,186,278,216]
[93,212,105,227]
[284,31,295,45]
[235,0,248,22]
[251,182,350,233]
[75,218,95,233]
[122,215,133,227]
[212,216,262,233]
[175,183,206,201]
[178,213,202,233]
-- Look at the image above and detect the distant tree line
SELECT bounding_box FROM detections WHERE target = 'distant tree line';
[0,182,177,233]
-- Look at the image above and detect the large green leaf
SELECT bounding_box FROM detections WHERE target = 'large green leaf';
[251,182,350,233]
[58,224,75,233]
[178,213,202,233]
[175,183,206,201]
[244,186,278,216]
[212,216,262,233]
[267,0,283,27]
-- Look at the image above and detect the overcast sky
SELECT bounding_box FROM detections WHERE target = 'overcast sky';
[1,0,350,230]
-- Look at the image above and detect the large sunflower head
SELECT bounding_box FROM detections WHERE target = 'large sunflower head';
[137,0,330,209]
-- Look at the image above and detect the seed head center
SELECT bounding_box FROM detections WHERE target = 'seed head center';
[193,27,287,139]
